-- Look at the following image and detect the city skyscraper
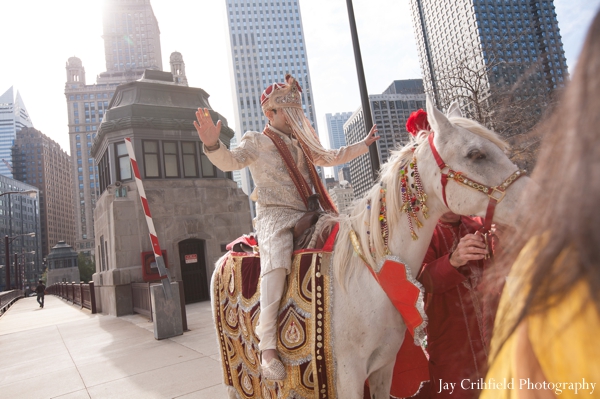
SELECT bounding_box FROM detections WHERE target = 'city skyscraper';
[0,87,33,178]
[344,80,425,198]
[0,175,42,291]
[225,0,319,217]
[409,0,568,134]
[12,127,76,259]
[65,58,118,255]
[99,0,163,83]
[64,0,165,254]
[325,112,352,181]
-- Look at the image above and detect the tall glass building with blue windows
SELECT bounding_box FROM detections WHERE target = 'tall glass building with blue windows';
[0,87,33,178]
[225,0,319,218]
[410,0,568,131]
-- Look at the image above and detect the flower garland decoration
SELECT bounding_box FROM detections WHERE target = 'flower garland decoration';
[400,156,429,240]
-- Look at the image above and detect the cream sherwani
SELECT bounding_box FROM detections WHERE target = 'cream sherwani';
[205,125,368,351]
[204,125,368,276]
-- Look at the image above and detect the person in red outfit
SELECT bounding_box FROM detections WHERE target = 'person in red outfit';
[417,212,492,399]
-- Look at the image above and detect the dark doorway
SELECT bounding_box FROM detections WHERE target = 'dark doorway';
[178,239,209,303]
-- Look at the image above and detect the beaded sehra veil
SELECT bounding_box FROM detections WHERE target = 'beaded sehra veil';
[261,74,336,164]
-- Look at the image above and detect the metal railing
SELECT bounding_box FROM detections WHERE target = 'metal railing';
[132,282,152,320]
[0,290,24,315]
[47,282,97,314]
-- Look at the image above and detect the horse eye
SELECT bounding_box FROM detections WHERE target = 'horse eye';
[467,150,486,160]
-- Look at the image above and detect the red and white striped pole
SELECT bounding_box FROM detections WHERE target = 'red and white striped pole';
[125,138,172,298]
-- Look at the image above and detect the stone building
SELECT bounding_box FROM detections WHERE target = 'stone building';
[64,0,189,255]
[65,51,189,255]
[169,52,188,86]
[328,181,355,215]
[46,241,80,286]
[12,127,76,258]
[90,70,252,316]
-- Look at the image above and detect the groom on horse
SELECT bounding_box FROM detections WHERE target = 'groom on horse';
[194,74,379,381]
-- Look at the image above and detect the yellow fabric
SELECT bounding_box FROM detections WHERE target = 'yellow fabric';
[481,239,600,399]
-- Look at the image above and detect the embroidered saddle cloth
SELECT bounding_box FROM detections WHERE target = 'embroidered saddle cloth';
[213,227,338,399]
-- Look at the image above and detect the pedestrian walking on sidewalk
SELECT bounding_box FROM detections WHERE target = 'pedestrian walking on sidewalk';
[35,280,45,308]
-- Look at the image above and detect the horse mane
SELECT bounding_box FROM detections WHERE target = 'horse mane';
[331,117,507,288]
[331,133,428,288]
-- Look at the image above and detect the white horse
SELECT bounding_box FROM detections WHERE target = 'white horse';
[329,96,529,398]
[214,96,529,398]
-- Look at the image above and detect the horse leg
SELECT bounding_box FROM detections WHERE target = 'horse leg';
[366,361,395,399]
[335,355,369,399]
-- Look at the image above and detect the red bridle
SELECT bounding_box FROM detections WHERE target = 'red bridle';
[427,133,526,235]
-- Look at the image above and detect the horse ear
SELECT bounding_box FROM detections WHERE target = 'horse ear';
[426,95,453,134]
[446,101,463,118]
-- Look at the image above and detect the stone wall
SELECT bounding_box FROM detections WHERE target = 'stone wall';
[92,178,252,316]
[47,267,81,286]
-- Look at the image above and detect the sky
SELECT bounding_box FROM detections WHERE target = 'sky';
[0,0,598,157]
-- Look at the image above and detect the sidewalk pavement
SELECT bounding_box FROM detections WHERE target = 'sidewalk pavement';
[0,295,230,399]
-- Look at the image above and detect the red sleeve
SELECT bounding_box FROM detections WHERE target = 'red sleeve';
[417,253,467,294]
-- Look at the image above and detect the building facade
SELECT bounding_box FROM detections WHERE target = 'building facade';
[225,0,319,217]
[46,241,80,286]
[344,80,426,198]
[0,87,33,178]
[99,0,163,84]
[328,181,355,215]
[325,112,353,181]
[65,1,191,255]
[409,0,568,132]
[170,51,189,86]
[90,70,251,315]
[64,59,118,255]
[12,127,76,258]
[0,176,42,291]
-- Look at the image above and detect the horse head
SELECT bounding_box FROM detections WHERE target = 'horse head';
[420,95,530,227]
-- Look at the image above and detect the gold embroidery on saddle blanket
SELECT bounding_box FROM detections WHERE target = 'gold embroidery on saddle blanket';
[213,250,336,399]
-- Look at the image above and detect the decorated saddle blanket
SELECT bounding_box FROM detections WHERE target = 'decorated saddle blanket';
[214,226,430,398]
[213,226,339,399]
